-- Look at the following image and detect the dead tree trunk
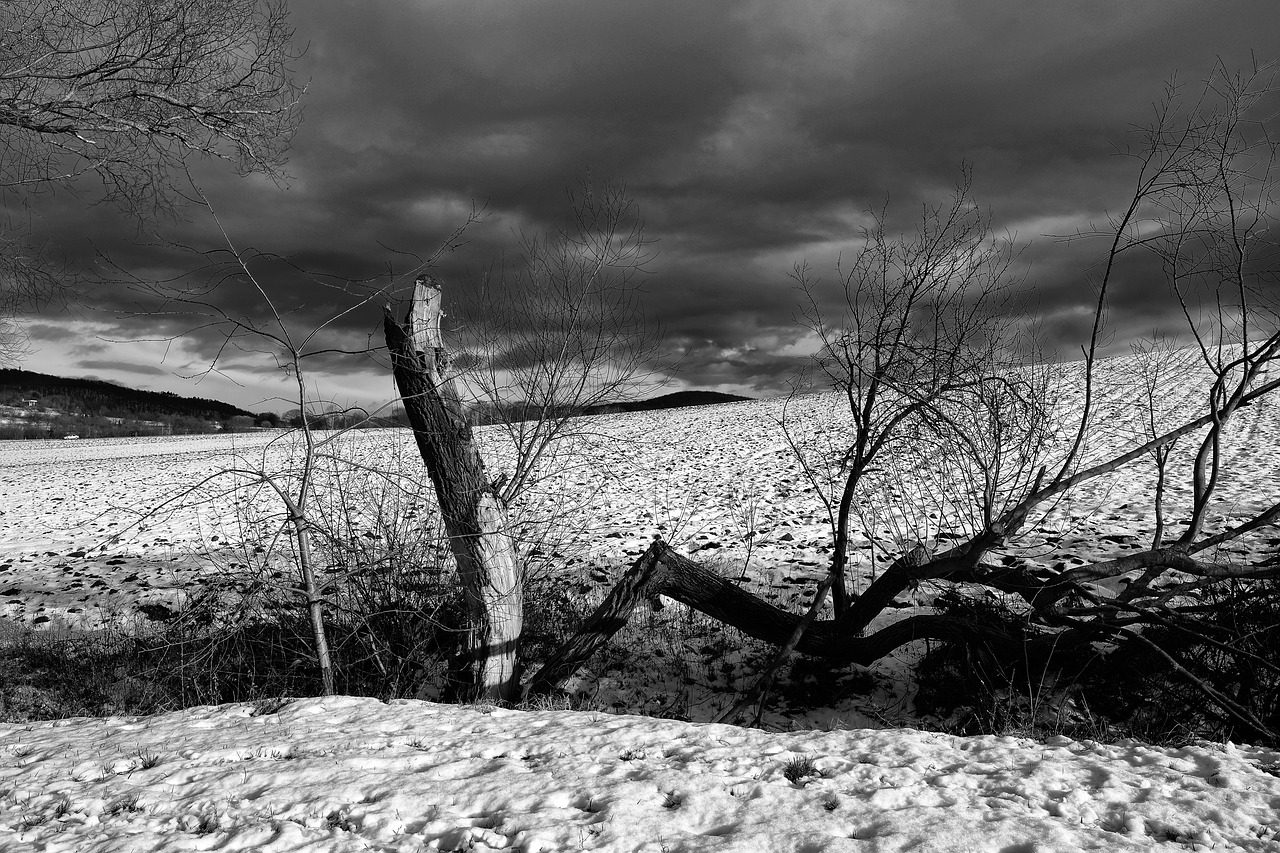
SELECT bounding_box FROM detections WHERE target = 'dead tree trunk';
[384,275,523,702]
[528,513,1279,741]
[527,538,984,696]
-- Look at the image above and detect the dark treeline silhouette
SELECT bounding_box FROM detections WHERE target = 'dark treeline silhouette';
[471,390,751,426]
[0,369,263,439]
[0,371,746,440]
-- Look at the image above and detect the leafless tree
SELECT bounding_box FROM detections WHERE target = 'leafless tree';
[112,179,654,706]
[1128,335,1197,549]
[0,0,304,363]
[791,170,1027,617]
[109,197,477,696]
[463,180,660,505]
[0,226,74,365]
[529,64,1280,742]
[385,180,659,702]
[709,174,1034,720]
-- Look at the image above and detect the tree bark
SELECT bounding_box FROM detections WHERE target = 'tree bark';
[527,538,984,695]
[384,275,523,702]
[527,518,1279,738]
[286,496,335,696]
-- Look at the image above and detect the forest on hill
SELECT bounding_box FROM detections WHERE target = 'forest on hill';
[0,371,749,440]
[0,369,265,440]
[589,390,751,414]
[470,390,751,425]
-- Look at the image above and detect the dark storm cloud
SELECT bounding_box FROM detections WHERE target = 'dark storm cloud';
[659,337,815,397]
[76,360,168,376]
[24,323,79,343]
[14,0,1280,407]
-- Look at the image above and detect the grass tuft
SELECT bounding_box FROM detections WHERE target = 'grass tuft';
[133,748,162,770]
[782,754,821,784]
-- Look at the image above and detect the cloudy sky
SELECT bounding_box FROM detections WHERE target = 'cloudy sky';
[11,0,1280,413]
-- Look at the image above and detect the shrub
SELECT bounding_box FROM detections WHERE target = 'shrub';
[520,572,588,666]
[913,581,1280,746]
[1083,579,1280,745]
[0,625,172,720]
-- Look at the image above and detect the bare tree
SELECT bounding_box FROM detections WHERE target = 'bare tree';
[529,65,1280,742]
[114,263,373,696]
[0,227,74,365]
[385,275,526,703]
[0,0,304,363]
[384,180,658,702]
[0,0,301,208]
[109,198,476,697]
[792,169,1026,617]
[110,179,652,706]
[1128,335,1197,549]
[464,180,660,505]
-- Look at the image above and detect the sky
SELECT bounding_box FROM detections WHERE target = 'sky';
[8,0,1280,413]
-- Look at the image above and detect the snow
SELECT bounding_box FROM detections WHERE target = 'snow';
[1,348,1279,849]
[3,357,1273,640]
[2,696,1279,852]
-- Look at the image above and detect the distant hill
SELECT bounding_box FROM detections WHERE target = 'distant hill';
[471,390,754,426]
[0,370,754,439]
[583,390,752,415]
[0,369,260,439]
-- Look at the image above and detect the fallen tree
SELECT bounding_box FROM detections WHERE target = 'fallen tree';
[366,65,1279,743]
[525,63,1280,742]
[527,363,1280,737]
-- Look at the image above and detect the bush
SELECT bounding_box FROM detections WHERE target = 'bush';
[913,589,1104,740]
[147,492,469,705]
[0,631,150,720]
[1083,579,1280,745]
[911,581,1280,746]
[0,451,477,719]
[520,572,589,666]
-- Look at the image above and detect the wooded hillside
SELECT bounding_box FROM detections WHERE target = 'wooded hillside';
[0,369,260,439]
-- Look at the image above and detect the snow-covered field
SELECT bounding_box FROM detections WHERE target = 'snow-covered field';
[1,349,1279,850]
[2,354,1273,637]
[2,696,1279,852]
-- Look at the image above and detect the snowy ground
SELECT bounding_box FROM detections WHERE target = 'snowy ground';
[1,349,1279,849]
[2,353,1274,637]
[2,696,1279,852]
